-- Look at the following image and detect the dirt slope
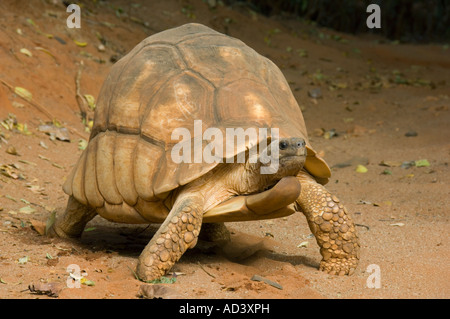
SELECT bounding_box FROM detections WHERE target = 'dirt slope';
[0,0,448,299]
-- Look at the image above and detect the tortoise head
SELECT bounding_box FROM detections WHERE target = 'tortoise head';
[257,137,306,177]
[278,137,306,158]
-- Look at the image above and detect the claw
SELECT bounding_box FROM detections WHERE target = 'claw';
[319,257,358,276]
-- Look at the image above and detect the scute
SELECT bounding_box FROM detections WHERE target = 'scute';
[84,136,104,208]
[65,148,88,205]
[216,79,280,127]
[97,201,148,224]
[92,44,186,138]
[133,139,163,201]
[178,34,262,87]
[96,132,123,205]
[114,134,139,206]
[140,71,215,146]
[152,149,182,197]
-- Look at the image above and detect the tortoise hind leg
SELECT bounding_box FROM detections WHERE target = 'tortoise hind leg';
[199,222,231,243]
[47,196,97,238]
[136,195,204,282]
[295,171,360,275]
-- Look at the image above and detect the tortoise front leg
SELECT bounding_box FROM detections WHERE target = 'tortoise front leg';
[295,171,360,275]
[136,195,204,282]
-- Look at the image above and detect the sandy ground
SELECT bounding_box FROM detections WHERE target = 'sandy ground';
[0,0,449,299]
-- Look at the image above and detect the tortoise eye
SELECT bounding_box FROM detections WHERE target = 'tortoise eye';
[279,140,289,150]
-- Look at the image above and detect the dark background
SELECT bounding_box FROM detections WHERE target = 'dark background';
[225,0,450,42]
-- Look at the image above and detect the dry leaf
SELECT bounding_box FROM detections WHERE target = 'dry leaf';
[390,222,405,227]
[251,275,283,290]
[313,128,324,137]
[47,257,59,267]
[28,282,62,298]
[379,160,402,167]
[297,49,308,57]
[358,200,380,207]
[19,48,32,57]
[52,162,64,169]
[39,141,48,149]
[297,241,309,248]
[6,145,18,155]
[45,211,56,235]
[38,154,50,161]
[38,124,70,142]
[18,160,36,166]
[78,139,88,150]
[19,206,36,214]
[26,18,37,27]
[0,164,20,179]
[74,40,88,47]
[14,87,32,102]
[138,284,181,299]
[335,82,348,89]
[34,47,56,60]
[323,129,337,139]
[26,183,46,195]
[5,194,18,202]
[308,88,322,99]
[356,165,368,173]
[80,278,95,286]
[83,94,96,110]
[415,159,430,167]
[30,219,46,235]
[15,122,31,135]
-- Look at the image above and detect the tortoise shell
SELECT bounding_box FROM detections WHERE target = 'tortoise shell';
[63,23,330,223]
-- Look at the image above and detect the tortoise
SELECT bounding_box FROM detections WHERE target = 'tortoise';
[48,23,360,281]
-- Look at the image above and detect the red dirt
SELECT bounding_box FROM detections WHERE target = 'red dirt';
[0,0,448,299]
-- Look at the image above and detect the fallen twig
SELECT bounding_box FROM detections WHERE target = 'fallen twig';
[0,79,55,120]
[197,261,216,278]
[68,126,89,140]
[75,60,88,121]
[251,274,283,290]
[355,223,370,230]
